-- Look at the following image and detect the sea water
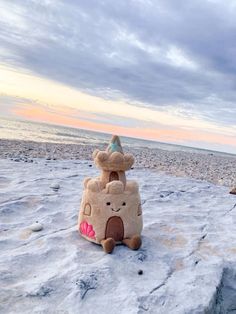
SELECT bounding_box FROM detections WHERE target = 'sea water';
[0,117,233,157]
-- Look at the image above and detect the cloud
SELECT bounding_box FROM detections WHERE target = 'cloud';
[0,0,236,133]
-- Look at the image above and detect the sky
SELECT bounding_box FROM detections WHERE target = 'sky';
[0,0,236,154]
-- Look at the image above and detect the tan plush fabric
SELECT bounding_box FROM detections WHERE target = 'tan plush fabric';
[100,169,126,187]
[78,135,143,251]
[93,150,134,172]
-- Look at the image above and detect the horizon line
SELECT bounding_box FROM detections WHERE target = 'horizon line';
[1,115,235,157]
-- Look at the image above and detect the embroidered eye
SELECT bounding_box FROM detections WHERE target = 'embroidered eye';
[106,202,111,206]
[122,202,126,206]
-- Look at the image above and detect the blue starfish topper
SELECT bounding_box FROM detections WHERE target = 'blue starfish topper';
[107,135,123,154]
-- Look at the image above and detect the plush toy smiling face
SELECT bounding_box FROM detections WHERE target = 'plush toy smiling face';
[105,200,127,212]
[102,194,135,215]
[105,200,126,212]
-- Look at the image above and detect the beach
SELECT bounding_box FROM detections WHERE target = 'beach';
[1,138,236,313]
[0,138,235,187]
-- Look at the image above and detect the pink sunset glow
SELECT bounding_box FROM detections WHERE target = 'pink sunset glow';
[12,102,236,150]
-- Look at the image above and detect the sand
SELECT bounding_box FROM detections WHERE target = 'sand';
[0,139,235,187]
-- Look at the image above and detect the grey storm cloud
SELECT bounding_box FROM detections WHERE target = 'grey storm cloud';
[0,0,236,127]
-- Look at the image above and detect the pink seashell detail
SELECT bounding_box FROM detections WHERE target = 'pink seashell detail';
[80,221,87,234]
[87,224,92,234]
[88,230,95,237]
[80,221,96,239]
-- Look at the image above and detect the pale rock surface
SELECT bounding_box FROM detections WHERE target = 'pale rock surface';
[1,159,236,314]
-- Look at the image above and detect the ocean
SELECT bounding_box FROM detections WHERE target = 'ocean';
[0,117,233,157]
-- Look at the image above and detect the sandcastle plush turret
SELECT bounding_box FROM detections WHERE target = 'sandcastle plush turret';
[78,135,143,253]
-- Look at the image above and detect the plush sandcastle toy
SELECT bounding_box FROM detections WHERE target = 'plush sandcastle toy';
[78,135,143,253]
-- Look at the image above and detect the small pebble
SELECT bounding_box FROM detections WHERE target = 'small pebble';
[138,269,143,275]
[30,222,43,232]
[50,183,60,191]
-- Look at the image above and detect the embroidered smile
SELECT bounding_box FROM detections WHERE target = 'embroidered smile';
[111,208,121,212]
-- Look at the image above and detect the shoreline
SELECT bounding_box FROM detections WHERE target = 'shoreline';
[0,138,235,187]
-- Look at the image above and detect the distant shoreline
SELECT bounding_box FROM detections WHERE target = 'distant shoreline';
[1,117,235,156]
[0,138,235,187]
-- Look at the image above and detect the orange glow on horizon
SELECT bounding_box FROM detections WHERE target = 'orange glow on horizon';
[12,104,236,149]
[1,64,235,138]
